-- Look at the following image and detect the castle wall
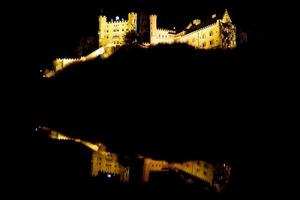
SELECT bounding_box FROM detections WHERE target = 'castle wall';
[152,29,176,44]
[142,158,214,184]
[142,158,168,182]
[150,9,236,50]
[179,22,222,49]
[91,149,130,182]
[171,160,215,185]
[53,58,85,72]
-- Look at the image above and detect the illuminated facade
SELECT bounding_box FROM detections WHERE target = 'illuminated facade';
[142,158,215,185]
[150,9,236,49]
[91,146,130,182]
[40,126,215,185]
[40,126,130,182]
[170,161,215,185]
[142,158,169,182]
[98,12,137,47]
[44,9,236,77]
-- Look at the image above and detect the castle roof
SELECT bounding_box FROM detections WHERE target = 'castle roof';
[184,10,230,34]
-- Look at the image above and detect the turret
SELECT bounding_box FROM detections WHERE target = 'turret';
[128,12,137,31]
[221,9,232,23]
[149,14,157,45]
[99,15,107,47]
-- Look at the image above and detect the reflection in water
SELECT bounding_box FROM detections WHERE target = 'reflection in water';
[36,126,232,192]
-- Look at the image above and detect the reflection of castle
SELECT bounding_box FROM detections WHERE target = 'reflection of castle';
[40,126,130,182]
[142,158,215,185]
[91,145,130,182]
[38,126,217,186]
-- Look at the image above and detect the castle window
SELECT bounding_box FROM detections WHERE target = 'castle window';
[210,40,213,45]
[209,31,213,36]
[203,42,206,47]
[202,34,206,38]
[203,171,207,176]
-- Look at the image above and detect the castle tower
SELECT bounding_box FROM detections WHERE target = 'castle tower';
[221,9,232,23]
[128,12,138,31]
[99,15,107,47]
[219,9,237,49]
[149,15,157,45]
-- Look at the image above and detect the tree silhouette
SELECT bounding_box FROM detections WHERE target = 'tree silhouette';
[75,35,98,57]
[124,30,139,45]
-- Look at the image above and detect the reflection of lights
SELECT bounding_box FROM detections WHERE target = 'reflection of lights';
[107,174,111,178]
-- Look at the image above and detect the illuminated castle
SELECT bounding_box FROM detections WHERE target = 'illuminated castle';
[45,9,236,77]
[149,9,236,49]
[97,9,236,49]
[98,12,137,47]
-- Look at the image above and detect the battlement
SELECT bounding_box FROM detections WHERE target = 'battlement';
[157,28,176,34]
[53,57,86,71]
[107,20,128,25]
[128,12,137,15]
[101,12,137,24]
[54,58,83,62]
[99,15,107,19]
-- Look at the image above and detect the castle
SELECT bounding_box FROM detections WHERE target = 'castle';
[99,12,138,47]
[44,9,236,77]
[149,9,236,49]
[97,9,236,49]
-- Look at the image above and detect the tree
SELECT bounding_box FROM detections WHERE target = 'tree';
[124,30,139,45]
[75,35,97,57]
